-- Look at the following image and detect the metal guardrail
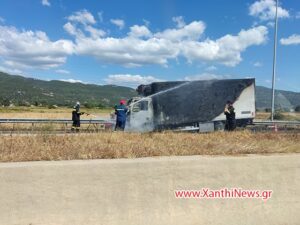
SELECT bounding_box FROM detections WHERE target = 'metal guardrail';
[0,119,298,133]
[0,118,115,132]
[253,120,300,126]
[0,118,298,125]
[0,118,114,124]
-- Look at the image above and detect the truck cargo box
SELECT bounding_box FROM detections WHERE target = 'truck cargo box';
[129,79,255,131]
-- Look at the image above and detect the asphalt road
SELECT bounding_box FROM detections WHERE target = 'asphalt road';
[0,154,299,225]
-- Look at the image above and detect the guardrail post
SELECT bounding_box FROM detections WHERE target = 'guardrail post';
[274,124,278,132]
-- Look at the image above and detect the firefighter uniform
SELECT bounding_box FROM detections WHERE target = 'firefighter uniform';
[224,103,236,131]
[72,103,84,132]
[115,101,128,131]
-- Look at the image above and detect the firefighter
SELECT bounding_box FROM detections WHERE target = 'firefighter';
[115,100,128,131]
[224,100,236,131]
[71,101,85,132]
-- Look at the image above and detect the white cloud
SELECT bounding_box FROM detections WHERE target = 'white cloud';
[64,10,106,40]
[296,12,300,19]
[0,65,23,75]
[0,25,74,70]
[280,34,300,45]
[184,73,231,81]
[110,19,125,30]
[74,36,179,67]
[155,21,206,41]
[41,0,51,7]
[205,66,217,71]
[253,61,263,67]
[172,16,186,28]
[249,0,290,21]
[84,25,106,39]
[128,25,152,38]
[265,79,271,83]
[55,69,70,74]
[105,74,163,87]
[68,9,96,25]
[59,79,84,83]
[1,7,269,72]
[63,22,83,37]
[73,24,267,67]
[180,26,268,66]
[63,10,267,67]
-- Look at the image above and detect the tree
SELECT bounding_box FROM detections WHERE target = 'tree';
[97,103,105,109]
[1,98,10,107]
[295,105,300,112]
[272,112,285,120]
[265,108,271,113]
[84,102,95,109]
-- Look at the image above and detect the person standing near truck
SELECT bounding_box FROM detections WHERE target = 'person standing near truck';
[224,101,236,131]
[115,100,128,131]
[71,101,85,132]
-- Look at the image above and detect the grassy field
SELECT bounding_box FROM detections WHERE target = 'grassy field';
[0,107,114,131]
[0,107,299,162]
[255,112,300,121]
[0,106,112,119]
[0,131,299,162]
[1,107,300,120]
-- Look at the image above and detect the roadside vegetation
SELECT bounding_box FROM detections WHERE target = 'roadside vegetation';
[1,107,300,120]
[0,106,113,119]
[0,131,299,162]
[0,107,299,162]
[255,112,300,121]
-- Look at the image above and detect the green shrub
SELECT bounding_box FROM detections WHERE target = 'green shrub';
[48,105,58,109]
[272,112,285,120]
[265,108,271,113]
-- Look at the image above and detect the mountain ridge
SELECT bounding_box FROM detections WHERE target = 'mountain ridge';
[0,71,299,110]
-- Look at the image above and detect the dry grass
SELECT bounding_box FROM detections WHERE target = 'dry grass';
[2,107,299,121]
[0,107,113,132]
[2,109,299,120]
[0,123,108,132]
[0,131,299,162]
[256,112,300,121]
[0,112,110,119]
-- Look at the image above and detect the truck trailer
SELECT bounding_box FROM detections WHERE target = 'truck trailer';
[126,78,255,132]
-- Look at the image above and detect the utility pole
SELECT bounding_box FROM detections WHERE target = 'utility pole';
[271,0,279,121]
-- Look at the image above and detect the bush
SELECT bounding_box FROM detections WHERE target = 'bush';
[295,105,300,112]
[48,105,58,109]
[1,99,10,107]
[97,103,105,109]
[84,102,95,109]
[272,112,285,120]
[17,100,31,107]
[256,108,264,112]
[265,108,271,113]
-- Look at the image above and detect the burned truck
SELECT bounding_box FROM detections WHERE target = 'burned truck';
[126,79,255,132]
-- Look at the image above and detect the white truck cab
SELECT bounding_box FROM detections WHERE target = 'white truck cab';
[126,97,154,132]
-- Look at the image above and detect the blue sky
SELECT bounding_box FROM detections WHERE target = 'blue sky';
[0,0,299,91]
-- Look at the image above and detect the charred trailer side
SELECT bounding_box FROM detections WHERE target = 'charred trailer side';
[128,79,255,132]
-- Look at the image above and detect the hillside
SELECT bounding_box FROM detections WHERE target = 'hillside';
[0,72,136,107]
[0,72,299,110]
[256,86,300,110]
